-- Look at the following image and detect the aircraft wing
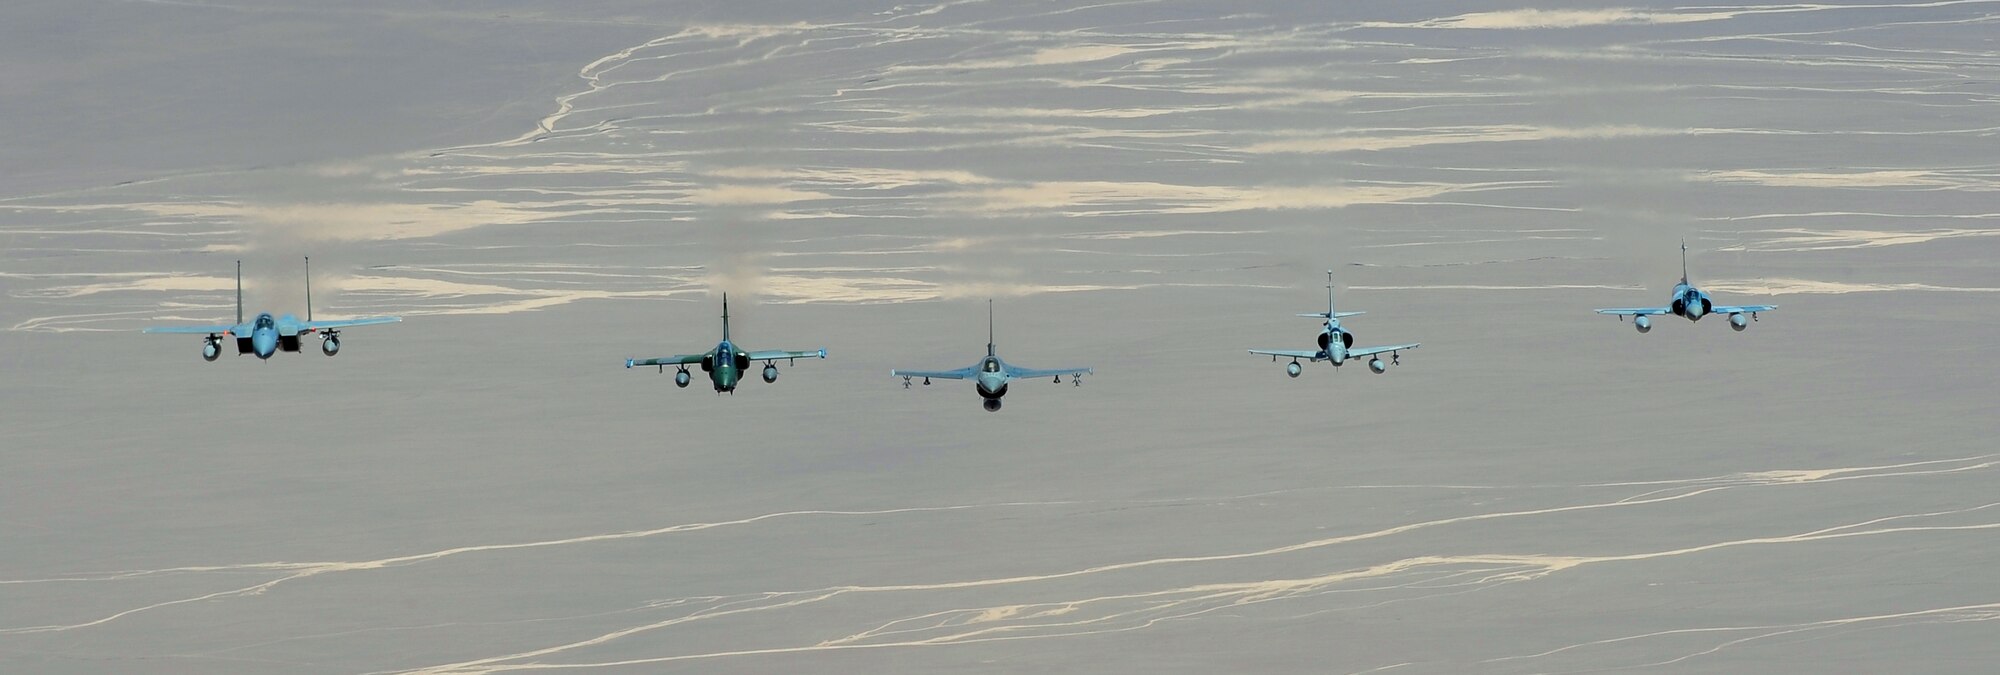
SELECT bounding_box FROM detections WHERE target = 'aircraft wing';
[1005,365,1092,380]
[1347,342,1419,359]
[627,354,706,368]
[1594,307,1671,316]
[299,316,402,333]
[892,365,978,381]
[1299,311,1364,319]
[143,324,240,335]
[1249,349,1325,361]
[744,348,826,362]
[1710,304,1775,314]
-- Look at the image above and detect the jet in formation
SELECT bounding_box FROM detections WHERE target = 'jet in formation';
[625,294,826,394]
[893,300,1092,412]
[144,258,401,361]
[1595,241,1776,333]
[1249,271,1418,377]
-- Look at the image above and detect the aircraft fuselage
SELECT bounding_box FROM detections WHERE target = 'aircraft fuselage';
[709,341,743,392]
[1670,282,1712,321]
[234,312,283,359]
[1316,323,1355,365]
[975,360,1009,399]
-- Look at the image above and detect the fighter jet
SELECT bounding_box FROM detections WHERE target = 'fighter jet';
[144,258,400,361]
[893,300,1092,412]
[624,294,825,394]
[1595,240,1776,333]
[1249,271,1418,378]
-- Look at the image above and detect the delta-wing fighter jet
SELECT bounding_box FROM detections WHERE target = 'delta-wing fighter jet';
[144,258,400,361]
[1249,271,1417,377]
[1595,241,1776,333]
[625,294,825,394]
[893,300,1092,412]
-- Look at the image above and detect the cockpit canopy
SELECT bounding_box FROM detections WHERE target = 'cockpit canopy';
[254,314,275,329]
[982,359,1001,373]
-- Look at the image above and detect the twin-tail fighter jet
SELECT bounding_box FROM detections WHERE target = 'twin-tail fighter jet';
[144,258,401,361]
[1595,241,1776,333]
[893,300,1092,412]
[625,294,826,394]
[1249,271,1418,377]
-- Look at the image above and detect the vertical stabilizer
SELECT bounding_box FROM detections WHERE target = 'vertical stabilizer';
[1326,270,1336,318]
[304,256,313,322]
[987,299,996,357]
[721,293,732,341]
[1681,239,1690,283]
[235,260,243,325]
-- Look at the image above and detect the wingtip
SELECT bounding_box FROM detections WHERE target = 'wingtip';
[625,359,634,369]
[818,349,827,359]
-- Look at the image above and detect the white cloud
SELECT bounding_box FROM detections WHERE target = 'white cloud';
[683,186,832,206]
[943,180,1467,216]
[1365,8,1741,30]
[1704,278,2000,295]
[1694,170,2000,191]
[1245,125,1679,154]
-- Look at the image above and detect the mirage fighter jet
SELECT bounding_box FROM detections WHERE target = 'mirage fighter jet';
[1249,271,1417,378]
[144,258,401,361]
[893,300,1092,412]
[1595,240,1776,333]
[624,294,825,394]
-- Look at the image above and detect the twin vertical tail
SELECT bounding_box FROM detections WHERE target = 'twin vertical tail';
[304,256,313,322]
[235,260,243,325]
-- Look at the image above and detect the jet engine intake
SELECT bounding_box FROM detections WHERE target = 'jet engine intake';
[280,335,302,352]
[1316,330,1355,352]
[700,355,714,372]
[978,382,1009,400]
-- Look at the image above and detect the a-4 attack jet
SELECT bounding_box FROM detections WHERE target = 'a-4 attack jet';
[1595,241,1776,333]
[144,258,401,361]
[893,300,1092,412]
[625,294,825,394]
[1250,271,1418,378]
